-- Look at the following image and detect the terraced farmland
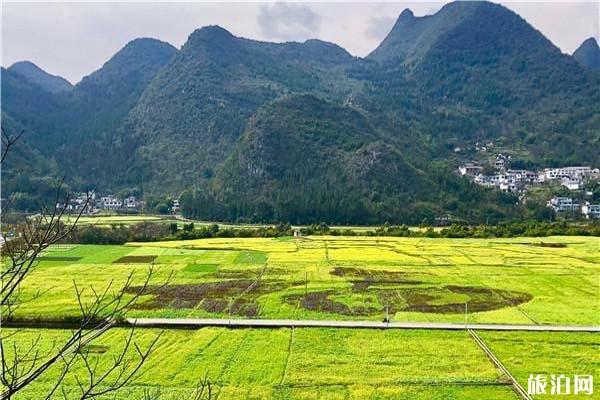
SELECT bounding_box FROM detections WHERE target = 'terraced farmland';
[11,235,599,325]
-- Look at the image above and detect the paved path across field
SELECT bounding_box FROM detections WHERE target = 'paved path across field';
[468,329,533,400]
[127,318,600,332]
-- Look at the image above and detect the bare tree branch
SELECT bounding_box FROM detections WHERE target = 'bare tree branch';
[0,131,167,399]
[1,127,23,164]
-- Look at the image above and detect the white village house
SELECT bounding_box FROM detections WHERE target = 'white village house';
[540,166,594,182]
[123,196,137,208]
[459,163,483,176]
[100,195,122,209]
[581,203,600,219]
[546,197,580,212]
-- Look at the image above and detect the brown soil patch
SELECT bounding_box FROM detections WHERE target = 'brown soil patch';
[386,285,532,314]
[285,291,379,316]
[531,242,567,248]
[331,267,423,286]
[125,279,296,317]
[206,267,293,280]
[286,284,532,316]
[113,255,157,263]
[206,270,258,279]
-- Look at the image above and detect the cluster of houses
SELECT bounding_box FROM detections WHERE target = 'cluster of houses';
[453,141,496,154]
[459,155,599,194]
[547,197,600,219]
[57,192,140,213]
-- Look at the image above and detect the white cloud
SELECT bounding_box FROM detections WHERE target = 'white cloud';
[2,2,598,82]
[257,2,321,42]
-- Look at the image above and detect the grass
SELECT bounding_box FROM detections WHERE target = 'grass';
[10,235,598,325]
[7,327,522,400]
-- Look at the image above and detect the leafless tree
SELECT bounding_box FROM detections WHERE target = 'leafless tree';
[0,128,23,165]
[0,127,180,399]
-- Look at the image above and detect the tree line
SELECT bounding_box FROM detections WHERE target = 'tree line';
[60,220,600,245]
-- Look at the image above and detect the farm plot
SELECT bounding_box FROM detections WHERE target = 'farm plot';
[478,331,599,399]
[62,215,168,228]
[7,236,599,325]
[6,327,521,400]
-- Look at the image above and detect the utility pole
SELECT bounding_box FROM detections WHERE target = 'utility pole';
[304,268,308,297]
[386,302,389,326]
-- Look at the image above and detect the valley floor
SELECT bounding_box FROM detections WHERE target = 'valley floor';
[15,236,600,325]
[4,235,598,399]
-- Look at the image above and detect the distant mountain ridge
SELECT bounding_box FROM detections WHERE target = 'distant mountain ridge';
[573,38,600,70]
[8,61,72,93]
[1,1,598,224]
[368,3,479,64]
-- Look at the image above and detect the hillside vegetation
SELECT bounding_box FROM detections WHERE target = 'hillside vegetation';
[2,1,599,224]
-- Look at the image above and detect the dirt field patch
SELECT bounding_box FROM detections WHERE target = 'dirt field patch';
[112,255,157,263]
[206,270,260,279]
[206,267,290,280]
[331,267,423,285]
[125,279,297,317]
[286,284,533,316]
[391,286,532,313]
[331,267,423,293]
[285,291,378,316]
[531,242,567,248]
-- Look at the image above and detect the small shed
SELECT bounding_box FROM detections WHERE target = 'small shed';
[293,228,302,238]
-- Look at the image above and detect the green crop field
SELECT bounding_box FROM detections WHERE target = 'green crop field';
[479,331,599,400]
[64,214,276,230]
[5,328,597,399]
[62,214,443,232]
[63,215,177,228]
[9,235,599,325]
[4,235,599,399]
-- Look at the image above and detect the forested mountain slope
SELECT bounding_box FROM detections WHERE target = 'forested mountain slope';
[366,1,600,165]
[2,1,598,223]
[573,38,600,70]
[8,61,72,93]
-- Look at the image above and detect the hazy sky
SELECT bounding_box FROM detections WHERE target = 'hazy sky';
[2,1,599,84]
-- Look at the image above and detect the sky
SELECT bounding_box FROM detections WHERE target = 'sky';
[2,1,599,84]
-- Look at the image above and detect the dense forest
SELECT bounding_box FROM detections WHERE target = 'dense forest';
[2,1,599,224]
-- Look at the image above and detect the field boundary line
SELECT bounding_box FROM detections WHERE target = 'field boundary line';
[278,327,294,386]
[516,307,539,325]
[121,318,600,332]
[468,329,533,400]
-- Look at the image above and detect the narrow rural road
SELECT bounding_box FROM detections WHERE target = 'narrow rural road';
[127,318,600,332]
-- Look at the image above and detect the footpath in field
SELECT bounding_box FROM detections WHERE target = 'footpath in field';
[125,317,600,332]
